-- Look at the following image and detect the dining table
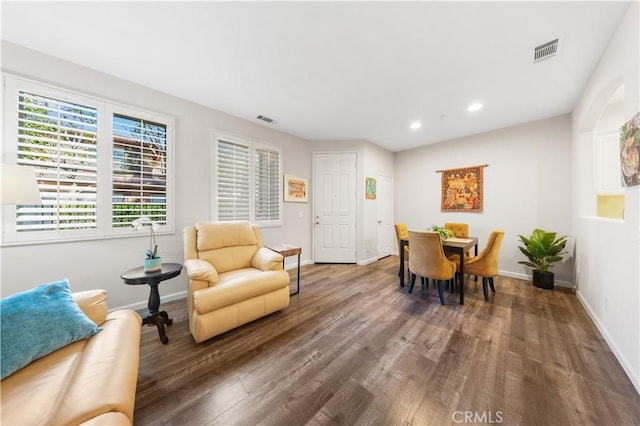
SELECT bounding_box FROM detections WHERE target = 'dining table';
[399,236,478,305]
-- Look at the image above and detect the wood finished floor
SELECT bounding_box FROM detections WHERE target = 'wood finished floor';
[134,256,640,425]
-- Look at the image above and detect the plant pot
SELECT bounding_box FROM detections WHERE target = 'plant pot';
[532,270,554,290]
[144,256,162,272]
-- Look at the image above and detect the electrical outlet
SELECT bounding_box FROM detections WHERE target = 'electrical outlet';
[604,297,608,310]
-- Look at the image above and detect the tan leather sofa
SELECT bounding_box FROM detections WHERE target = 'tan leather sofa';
[183,220,290,343]
[0,290,142,425]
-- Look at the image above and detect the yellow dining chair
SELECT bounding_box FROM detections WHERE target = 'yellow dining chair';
[464,230,505,301]
[395,223,410,279]
[444,222,473,259]
[444,222,469,238]
[407,231,457,305]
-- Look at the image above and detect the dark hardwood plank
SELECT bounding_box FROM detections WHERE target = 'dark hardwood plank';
[133,256,640,425]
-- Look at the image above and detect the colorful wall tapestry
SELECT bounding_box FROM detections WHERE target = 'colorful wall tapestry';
[441,165,483,212]
[620,111,640,187]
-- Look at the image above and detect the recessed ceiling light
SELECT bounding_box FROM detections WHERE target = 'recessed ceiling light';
[410,121,422,129]
[468,103,483,112]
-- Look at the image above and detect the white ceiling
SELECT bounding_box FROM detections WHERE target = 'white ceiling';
[0,1,630,152]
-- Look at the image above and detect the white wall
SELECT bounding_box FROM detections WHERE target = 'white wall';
[362,142,395,263]
[571,2,639,393]
[394,114,574,285]
[0,41,314,309]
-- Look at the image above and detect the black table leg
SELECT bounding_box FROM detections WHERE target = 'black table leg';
[148,282,160,315]
[458,247,465,305]
[399,240,407,287]
[142,313,170,344]
[144,282,172,344]
[295,253,300,295]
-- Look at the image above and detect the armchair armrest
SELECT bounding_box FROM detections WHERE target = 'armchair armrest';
[252,247,284,271]
[184,259,219,284]
[72,289,108,326]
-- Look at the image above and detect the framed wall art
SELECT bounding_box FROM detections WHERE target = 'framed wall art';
[365,177,376,200]
[440,164,485,212]
[620,111,640,187]
[284,174,308,203]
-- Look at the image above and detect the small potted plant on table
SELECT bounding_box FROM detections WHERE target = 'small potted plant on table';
[132,215,162,272]
[517,228,567,289]
[431,225,454,239]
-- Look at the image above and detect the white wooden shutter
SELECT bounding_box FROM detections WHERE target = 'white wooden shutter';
[16,91,98,233]
[254,147,281,222]
[217,139,250,221]
[112,114,168,228]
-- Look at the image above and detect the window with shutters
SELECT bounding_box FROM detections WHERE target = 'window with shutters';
[214,133,282,226]
[2,75,174,244]
[112,113,168,228]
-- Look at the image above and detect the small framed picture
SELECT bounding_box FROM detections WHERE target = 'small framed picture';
[284,174,308,203]
[365,177,376,200]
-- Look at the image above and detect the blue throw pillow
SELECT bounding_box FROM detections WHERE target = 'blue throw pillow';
[0,279,102,380]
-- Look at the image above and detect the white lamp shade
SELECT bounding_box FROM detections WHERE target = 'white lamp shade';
[0,163,43,205]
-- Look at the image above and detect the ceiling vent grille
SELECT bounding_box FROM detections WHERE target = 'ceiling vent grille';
[256,115,276,124]
[534,38,559,63]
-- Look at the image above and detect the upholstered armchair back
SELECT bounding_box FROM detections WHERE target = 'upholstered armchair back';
[184,221,263,273]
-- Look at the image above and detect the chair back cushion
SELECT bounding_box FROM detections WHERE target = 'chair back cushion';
[194,221,260,273]
[408,231,455,280]
[395,223,410,259]
[395,223,409,241]
[444,222,469,238]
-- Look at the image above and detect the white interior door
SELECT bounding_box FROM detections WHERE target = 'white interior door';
[313,152,357,263]
[377,175,393,259]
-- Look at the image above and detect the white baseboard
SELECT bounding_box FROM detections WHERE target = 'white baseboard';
[357,257,378,266]
[575,291,640,395]
[113,290,187,313]
[284,259,313,270]
[498,270,573,288]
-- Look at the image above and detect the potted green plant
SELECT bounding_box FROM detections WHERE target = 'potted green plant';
[132,215,162,272]
[431,225,454,239]
[517,228,567,289]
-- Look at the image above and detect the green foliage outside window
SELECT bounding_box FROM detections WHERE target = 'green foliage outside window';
[112,204,166,227]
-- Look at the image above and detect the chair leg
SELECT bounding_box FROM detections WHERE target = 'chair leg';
[489,277,496,293]
[482,277,489,301]
[409,273,417,293]
[437,280,445,305]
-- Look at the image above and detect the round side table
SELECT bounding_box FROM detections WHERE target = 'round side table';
[121,262,183,344]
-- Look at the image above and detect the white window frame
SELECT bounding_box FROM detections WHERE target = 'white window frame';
[2,74,175,245]
[212,130,283,227]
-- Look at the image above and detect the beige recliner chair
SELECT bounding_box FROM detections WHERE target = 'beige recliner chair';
[183,220,290,343]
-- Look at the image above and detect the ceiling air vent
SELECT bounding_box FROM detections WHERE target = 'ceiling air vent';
[256,114,276,124]
[534,38,559,63]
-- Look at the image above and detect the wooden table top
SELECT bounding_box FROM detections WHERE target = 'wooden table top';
[265,243,302,257]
